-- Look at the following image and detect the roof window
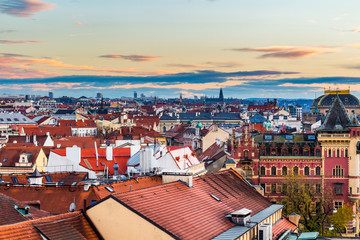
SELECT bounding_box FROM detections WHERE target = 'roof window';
[45,175,52,182]
[3,158,7,162]
[11,177,18,184]
[210,194,221,202]
[105,186,114,193]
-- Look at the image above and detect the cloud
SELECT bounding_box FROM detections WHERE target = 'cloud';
[227,46,336,59]
[0,30,16,34]
[204,61,242,68]
[0,53,134,78]
[176,90,204,98]
[0,40,43,44]
[166,64,207,68]
[0,0,55,17]
[99,54,163,62]
[74,21,83,26]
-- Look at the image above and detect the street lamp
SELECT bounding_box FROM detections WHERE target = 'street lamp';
[321,208,337,236]
[329,224,342,236]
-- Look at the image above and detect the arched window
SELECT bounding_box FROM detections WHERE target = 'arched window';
[345,149,348,158]
[304,166,310,176]
[282,166,287,175]
[337,149,340,158]
[244,150,249,159]
[271,166,277,175]
[293,149,298,156]
[260,149,266,156]
[260,166,265,176]
[304,149,309,156]
[282,149,287,156]
[271,149,276,156]
[163,126,166,132]
[316,149,321,157]
[293,166,299,175]
[328,149,331,157]
[316,166,321,176]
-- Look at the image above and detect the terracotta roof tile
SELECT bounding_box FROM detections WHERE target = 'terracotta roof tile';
[0,146,43,167]
[0,186,99,214]
[272,217,297,239]
[94,176,162,199]
[112,169,272,240]
[0,211,100,240]
[0,193,51,226]
[22,125,72,137]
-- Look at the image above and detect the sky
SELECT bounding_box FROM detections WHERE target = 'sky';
[1,0,360,99]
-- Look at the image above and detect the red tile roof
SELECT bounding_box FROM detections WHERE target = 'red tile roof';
[0,193,51,226]
[111,169,272,240]
[0,211,100,239]
[0,186,99,214]
[58,119,97,128]
[94,176,162,199]
[272,217,297,239]
[51,148,131,175]
[53,136,100,149]
[0,146,43,167]
[22,125,72,137]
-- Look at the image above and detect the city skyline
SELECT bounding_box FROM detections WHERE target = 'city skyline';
[2,0,360,98]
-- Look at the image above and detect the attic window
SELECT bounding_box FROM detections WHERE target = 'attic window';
[23,118,27,121]
[45,175,52,182]
[14,205,31,216]
[0,118,3,121]
[7,118,11,121]
[11,177,18,184]
[345,98,348,102]
[71,182,78,186]
[14,118,19,121]
[210,194,221,202]
[105,186,114,193]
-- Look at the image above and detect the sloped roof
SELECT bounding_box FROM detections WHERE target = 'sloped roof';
[110,169,272,240]
[198,141,225,162]
[22,125,72,137]
[317,94,351,132]
[272,217,297,239]
[0,186,99,214]
[249,113,266,123]
[0,146,42,167]
[0,211,100,239]
[94,176,162,199]
[0,193,50,226]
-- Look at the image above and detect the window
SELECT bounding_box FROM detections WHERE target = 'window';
[260,149,266,156]
[316,184,321,194]
[337,149,340,158]
[271,183,277,193]
[6,118,11,121]
[316,201,321,213]
[293,149,298,156]
[305,183,310,191]
[271,149,276,156]
[244,150,249,159]
[14,118,19,121]
[334,183,343,195]
[260,166,265,176]
[316,166,321,176]
[45,175,52,182]
[334,201,343,209]
[243,166,252,177]
[316,149,321,157]
[304,166,310,176]
[293,166,299,175]
[260,183,265,190]
[345,149,348,158]
[303,149,309,156]
[282,149,287,156]
[11,177,18,184]
[271,166,276,175]
[328,149,331,157]
[282,183,287,194]
[105,186,114,193]
[282,166,287,176]
[332,165,344,176]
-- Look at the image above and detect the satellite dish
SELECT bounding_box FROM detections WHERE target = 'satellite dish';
[106,141,110,146]
[69,202,76,212]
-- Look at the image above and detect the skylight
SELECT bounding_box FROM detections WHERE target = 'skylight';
[3,158,7,162]
[210,194,221,202]
[105,186,114,193]
[45,175,52,182]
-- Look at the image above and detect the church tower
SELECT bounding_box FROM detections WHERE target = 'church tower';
[219,88,224,102]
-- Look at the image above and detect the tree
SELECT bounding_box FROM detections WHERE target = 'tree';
[330,203,353,234]
[281,174,334,232]
[97,125,114,139]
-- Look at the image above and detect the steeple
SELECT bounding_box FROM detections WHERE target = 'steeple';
[219,88,224,102]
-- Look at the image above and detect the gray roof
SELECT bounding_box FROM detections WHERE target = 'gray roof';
[0,112,36,124]
[212,204,283,240]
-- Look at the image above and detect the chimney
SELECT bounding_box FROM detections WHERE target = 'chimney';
[229,208,252,226]
[113,162,119,176]
[215,138,221,146]
[106,146,113,161]
[287,212,301,227]
[28,168,43,185]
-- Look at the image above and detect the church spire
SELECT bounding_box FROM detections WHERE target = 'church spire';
[219,88,224,102]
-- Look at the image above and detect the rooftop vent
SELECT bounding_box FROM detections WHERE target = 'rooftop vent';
[229,208,252,226]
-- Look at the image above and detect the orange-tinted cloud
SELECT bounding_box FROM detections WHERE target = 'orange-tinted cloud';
[0,0,55,18]
[166,64,207,68]
[227,46,335,59]
[0,40,43,44]
[99,54,163,62]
